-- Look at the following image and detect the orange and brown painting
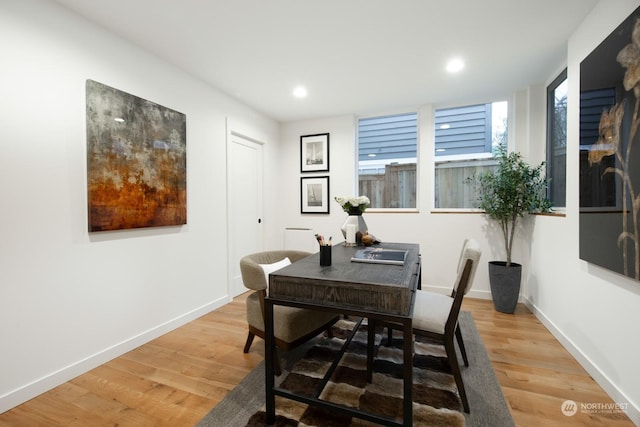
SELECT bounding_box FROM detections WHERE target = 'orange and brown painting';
[86,80,186,232]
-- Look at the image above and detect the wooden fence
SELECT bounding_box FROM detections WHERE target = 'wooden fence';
[359,163,416,208]
[359,162,502,209]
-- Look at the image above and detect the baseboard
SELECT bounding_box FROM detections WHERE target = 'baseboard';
[466,289,493,300]
[0,295,232,414]
[523,297,640,425]
[423,284,494,301]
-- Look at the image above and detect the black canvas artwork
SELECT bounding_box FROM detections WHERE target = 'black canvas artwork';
[580,6,640,281]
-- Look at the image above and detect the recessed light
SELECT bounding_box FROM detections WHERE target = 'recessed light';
[446,58,464,73]
[293,86,308,98]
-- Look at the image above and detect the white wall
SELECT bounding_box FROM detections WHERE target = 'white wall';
[0,0,279,412]
[527,0,640,423]
[277,115,358,246]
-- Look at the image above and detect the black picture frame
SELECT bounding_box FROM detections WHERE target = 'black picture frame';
[301,176,330,214]
[300,133,329,172]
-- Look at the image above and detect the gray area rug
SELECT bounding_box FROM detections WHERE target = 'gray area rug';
[197,311,514,426]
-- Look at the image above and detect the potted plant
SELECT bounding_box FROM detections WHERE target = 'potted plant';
[471,145,552,313]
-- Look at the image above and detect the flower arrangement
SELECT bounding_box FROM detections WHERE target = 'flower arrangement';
[335,196,370,214]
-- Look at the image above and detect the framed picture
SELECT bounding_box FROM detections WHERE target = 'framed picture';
[86,80,187,232]
[300,133,329,172]
[301,176,330,214]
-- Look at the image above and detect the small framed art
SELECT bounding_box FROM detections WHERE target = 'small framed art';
[301,176,330,214]
[300,133,329,172]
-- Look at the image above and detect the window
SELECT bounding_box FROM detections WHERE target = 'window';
[547,69,567,207]
[434,101,508,208]
[357,113,417,209]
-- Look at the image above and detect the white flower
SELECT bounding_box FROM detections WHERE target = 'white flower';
[335,195,370,213]
[355,196,370,206]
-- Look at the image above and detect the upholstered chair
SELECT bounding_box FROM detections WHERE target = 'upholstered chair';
[373,239,481,413]
[240,250,339,375]
[411,238,481,413]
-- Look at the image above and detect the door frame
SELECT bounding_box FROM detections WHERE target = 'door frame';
[226,124,265,298]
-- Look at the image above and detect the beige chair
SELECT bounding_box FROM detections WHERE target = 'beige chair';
[240,250,339,375]
[374,239,481,413]
[412,238,481,413]
[435,237,474,366]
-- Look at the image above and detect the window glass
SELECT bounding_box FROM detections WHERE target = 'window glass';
[434,101,507,208]
[547,70,567,207]
[357,113,417,209]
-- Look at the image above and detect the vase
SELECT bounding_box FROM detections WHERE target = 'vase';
[341,208,368,245]
[488,261,522,314]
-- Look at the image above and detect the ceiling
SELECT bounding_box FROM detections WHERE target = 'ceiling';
[53,0,598,123]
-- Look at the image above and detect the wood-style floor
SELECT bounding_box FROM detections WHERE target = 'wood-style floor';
[0,294,634,426]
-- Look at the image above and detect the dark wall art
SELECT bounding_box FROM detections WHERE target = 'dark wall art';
[86,80,187,232]
[300,133,329,172]
[300,176,330,214]
[580,6,640,280]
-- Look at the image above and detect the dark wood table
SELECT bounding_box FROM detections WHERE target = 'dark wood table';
[264,242,421,426]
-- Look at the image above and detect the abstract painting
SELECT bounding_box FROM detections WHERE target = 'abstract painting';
[86,80,187,232]
[579,6,640,280]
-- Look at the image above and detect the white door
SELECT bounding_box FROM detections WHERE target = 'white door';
[228,132,263,297]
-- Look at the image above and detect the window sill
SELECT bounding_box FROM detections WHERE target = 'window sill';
[430,208,566,217]
[533,210,566,218]
[365,208,420,214]
[430,209,484,214]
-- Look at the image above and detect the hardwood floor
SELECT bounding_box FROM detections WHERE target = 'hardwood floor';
[464,299,633,427]
[0,294,634,426]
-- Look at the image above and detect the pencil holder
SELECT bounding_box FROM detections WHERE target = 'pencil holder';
[319,245,332,266]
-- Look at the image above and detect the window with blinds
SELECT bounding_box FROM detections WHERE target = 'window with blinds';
[357,113,417,209]
[435,104,492,157]
[434,101,507,209]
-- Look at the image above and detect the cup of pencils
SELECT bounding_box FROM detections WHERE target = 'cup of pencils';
[316,233,332,266]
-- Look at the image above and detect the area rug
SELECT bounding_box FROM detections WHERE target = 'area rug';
[197,311,514,427]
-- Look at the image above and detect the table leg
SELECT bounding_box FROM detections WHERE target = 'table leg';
[403,318,413,426]
[366,319,375,383]
[265,300,275,425]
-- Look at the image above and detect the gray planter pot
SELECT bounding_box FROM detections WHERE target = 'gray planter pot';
[488,261,522,314]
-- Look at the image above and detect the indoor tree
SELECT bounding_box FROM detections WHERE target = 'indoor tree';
[472,144,552,266]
